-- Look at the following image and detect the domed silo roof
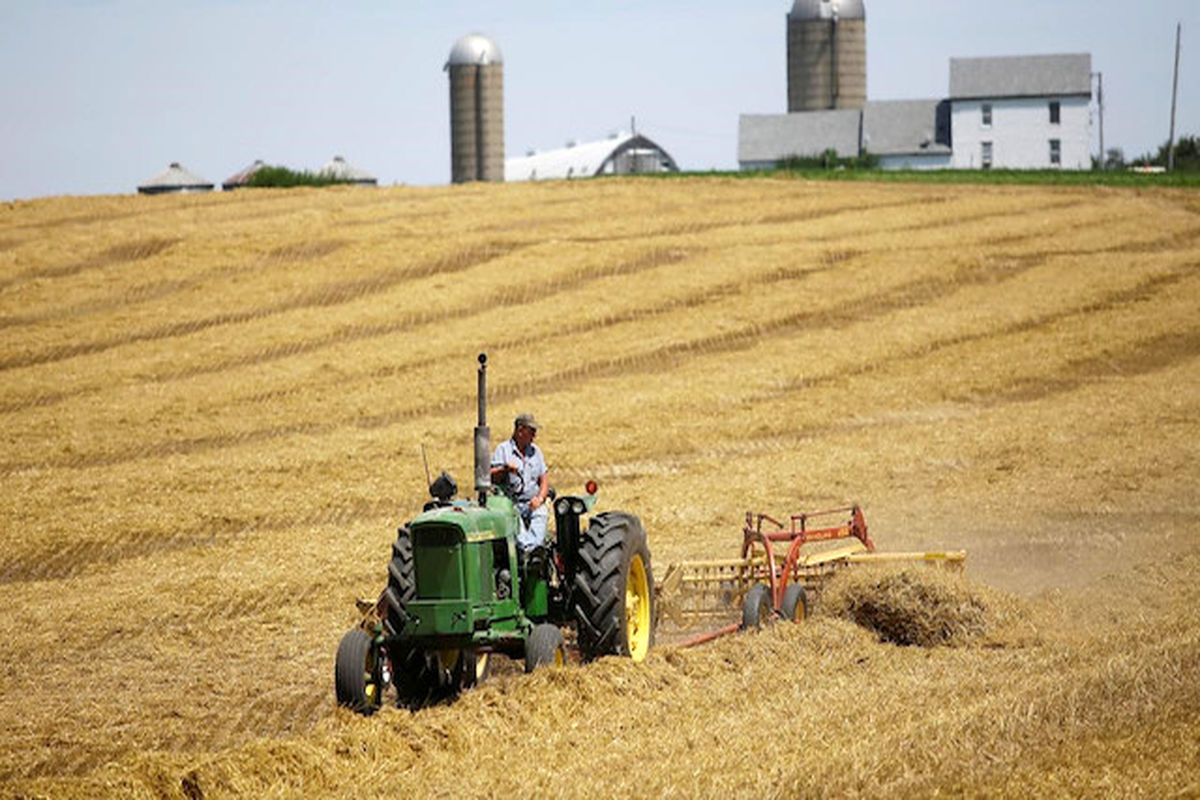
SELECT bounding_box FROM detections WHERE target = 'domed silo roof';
[789,0,865,19]
[137,162,213,195]
[319,155,377,186]
[446,33,503,66]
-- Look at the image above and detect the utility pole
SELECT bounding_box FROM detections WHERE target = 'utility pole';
[1169,22,1181,171]
[1094,71,1105,168]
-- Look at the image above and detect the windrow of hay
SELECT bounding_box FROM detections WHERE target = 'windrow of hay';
[819,564,1030,647]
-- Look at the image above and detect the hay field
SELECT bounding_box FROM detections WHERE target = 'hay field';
[1,177,1198,798]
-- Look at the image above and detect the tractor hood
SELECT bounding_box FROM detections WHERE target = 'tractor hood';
[410,493,520,542]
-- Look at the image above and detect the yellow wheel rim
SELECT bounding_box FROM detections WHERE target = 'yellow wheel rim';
[625,554,651,662]
[792,597,806,623]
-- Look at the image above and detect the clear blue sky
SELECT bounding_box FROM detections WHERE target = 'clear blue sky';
[1,0,1196,200]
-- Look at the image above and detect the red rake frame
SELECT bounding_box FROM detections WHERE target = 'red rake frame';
[741,504,874,611]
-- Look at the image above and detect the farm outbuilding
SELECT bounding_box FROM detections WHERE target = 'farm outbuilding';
[738,110,861,169]
[136,162,213,195]
[740,102,950,170]
[863,99,952,170]
[505,132,679,182]
[221,160,266,191]
[318,156,378,186]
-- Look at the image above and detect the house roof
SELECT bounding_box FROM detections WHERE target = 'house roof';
[862,99,951,156]
[738,110,861,163]
[504,132,678,181]
[319,156,377,185]
[950,53,1092,100]
[137,162,213,194]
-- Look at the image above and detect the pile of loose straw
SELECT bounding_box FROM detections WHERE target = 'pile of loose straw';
[820,565,1028,647]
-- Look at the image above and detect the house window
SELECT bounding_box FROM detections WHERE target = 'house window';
[981,141,993,170]
[981,103,992,127]
[1049,101,1061,124]
[1050,139,1061,166]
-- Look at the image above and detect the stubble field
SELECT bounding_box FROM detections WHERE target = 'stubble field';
[1,176,1198,798]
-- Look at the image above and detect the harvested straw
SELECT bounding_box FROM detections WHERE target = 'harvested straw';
[2,178,1199,798]
[820,565,1024,647]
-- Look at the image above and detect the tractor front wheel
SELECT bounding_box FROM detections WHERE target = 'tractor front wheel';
[573,512,655,663]
[335,628,388,716]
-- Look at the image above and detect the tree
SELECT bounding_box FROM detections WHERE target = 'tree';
[1133,135,1200,171]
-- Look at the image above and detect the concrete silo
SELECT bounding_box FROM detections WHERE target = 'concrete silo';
[787,0,866,112]
[446,33,505,183]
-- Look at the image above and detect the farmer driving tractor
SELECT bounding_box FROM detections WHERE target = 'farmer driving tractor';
[490,412,550,552]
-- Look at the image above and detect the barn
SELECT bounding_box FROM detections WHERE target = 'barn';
[505,132,679,182]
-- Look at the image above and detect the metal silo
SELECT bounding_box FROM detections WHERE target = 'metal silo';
[446,33,505,183]
[787,0,866,112]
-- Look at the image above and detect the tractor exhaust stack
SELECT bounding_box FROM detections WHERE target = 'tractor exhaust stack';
[474,353,491,506]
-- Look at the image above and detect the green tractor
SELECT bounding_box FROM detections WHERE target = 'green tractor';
[335,354,655,715]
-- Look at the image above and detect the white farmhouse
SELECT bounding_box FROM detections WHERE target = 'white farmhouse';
[949,54,1092,170]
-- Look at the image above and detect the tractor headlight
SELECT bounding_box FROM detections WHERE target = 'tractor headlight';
[571,499,585,514]
[555,498,570,515]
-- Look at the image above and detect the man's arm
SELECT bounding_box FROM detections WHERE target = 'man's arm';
[531,471,549,509]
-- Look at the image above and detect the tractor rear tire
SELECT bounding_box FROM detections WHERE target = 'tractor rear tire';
[525,623,566,673]
[335,628,386,716]
[572,512,655,663]
[781,583,809,623]
[741,583,774,631]
[383,526,416,637]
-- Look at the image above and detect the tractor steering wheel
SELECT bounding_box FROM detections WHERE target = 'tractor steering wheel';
[498,467,524,502]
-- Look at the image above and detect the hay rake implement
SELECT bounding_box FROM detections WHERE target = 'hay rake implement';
[655,505,966,647]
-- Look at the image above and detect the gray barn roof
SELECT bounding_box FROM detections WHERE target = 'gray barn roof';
[738,110,861,163]
[862,100,950,156]
[950,53,1091,100]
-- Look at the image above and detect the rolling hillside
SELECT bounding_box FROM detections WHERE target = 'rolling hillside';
[1,177,1198,797]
